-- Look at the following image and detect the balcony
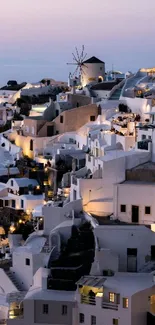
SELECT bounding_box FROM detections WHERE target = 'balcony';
[102,301,118,310]
[9,309,23,320]
[81,294,96,305]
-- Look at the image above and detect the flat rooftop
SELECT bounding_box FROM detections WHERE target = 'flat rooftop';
[93,216,151,227]
[129,161,155,171]
[121,180,155,186]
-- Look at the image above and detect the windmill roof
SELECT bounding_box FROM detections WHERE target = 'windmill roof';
[83,56,105,64]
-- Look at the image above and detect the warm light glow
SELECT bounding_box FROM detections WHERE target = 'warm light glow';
[19,219,22,224]
[26,209,30,215]
[109,292,115,303]
[10,225,16,233]
[96,292,103,297]
[36,185,40,189]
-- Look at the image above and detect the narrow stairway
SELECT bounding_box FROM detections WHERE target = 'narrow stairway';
[109,87,123,100]
[5,270,23,291]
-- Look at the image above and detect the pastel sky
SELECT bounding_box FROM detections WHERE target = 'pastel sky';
[1,0,155,85]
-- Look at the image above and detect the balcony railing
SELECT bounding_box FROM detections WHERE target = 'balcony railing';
[81,294,96,305]
[9,309,23,319]
[102,301,118,310]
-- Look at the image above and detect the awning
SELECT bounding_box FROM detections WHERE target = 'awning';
[76,276,106,288]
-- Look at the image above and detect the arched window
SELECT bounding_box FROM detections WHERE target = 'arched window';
[98,76,103,83]
[30,139,33,151]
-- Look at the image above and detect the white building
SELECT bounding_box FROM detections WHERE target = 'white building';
[6,268,155,325]
[0,178,44,214]
[81,56,105,87]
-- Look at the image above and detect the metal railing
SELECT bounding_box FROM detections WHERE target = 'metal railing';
[81,295,96,305]
[102,301,118,310]
[7,291,27,303]
[9,309,23,319]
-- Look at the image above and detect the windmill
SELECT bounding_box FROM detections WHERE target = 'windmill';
[67,45,88,82]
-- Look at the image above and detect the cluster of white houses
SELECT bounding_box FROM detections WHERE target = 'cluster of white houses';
[1,63,155,325]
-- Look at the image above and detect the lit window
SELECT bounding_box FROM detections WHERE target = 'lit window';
[120,205,126,213]
[109,293,115,303]
[145,206,151,215]
[123,298,128,308]
[79,313,84,323]
[43,304,48,314]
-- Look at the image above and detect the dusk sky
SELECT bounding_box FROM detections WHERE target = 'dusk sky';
[1,0,155,85]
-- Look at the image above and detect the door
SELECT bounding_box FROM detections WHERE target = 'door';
[127,248,137,272]
[151,246,155,260]
[47,126,54,137]
[132,205,139,223]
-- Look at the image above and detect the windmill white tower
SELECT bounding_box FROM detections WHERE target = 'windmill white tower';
[67,45,88,88]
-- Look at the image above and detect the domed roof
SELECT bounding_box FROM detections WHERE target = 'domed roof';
[83,56,104,64]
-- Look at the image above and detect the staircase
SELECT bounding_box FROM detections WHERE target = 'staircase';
[5,270,23,291]
[109,87,123,100]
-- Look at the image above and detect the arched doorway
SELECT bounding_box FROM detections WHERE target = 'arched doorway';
[98,76,103,83]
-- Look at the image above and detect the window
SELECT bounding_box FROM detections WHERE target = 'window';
[12,200,16,208]
[21,200,24,209]
[148,135,151,140]
[25,258,30,266]
[100,67,102,71]
[73,190,77,201]
[123,298,128,308]
[62,305,67,315]
[47,126,54,136]
[120,205,126,213]
[43,304,48,314]
[79,313,84,323]
[60,115,64,123]
[11,180,13,187]
[113,319,118,325]
[91,315,96,325]
[142,134,146,140]
[0,200,3,208]
[30,139,33,151]
[90,116,95,122]
[5,200,9,207]
[109,292,115,303]
[145,206,151,215]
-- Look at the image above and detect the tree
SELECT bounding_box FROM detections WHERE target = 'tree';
[118,103,129,113]
[7,80,17,86]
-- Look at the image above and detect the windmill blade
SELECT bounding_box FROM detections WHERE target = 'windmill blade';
[73,65,79,77]
[72,53,78,63]
[75,47,80,61]
[83,63,88,68]
[80,67,87,76]
[82,53,87,62]
[67,63,78,65]
[80,45,85,61]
